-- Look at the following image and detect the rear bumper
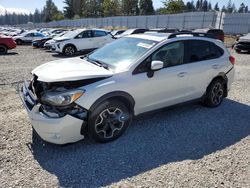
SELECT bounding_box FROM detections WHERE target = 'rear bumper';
[18,81,84,144]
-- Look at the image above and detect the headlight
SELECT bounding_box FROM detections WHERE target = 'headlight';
[41,90,84,107]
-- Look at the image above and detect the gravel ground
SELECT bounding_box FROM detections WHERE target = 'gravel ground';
[0,46,250,188]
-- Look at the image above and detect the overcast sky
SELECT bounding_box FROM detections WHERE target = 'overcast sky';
[0,0,249,13]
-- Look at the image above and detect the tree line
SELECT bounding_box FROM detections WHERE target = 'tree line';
[0,0,249,25]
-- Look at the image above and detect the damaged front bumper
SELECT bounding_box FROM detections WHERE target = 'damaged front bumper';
[18,81,86,144]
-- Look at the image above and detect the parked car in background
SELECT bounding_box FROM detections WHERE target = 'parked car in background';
[149,28,180,33]
[115,28,148,38]
[52,29,114,56]
[234,33,250,53]
[0,35,16,54]
[13,32,46,45]
[193,28,225,42]
[111,30,125,36]
[32,31,68,48]
[20,33,235,144]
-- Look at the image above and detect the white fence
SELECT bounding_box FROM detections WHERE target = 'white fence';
[20,12,250,34]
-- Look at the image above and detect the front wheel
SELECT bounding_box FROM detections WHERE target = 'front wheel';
[0,45,7,54]
[63,45,76,56]
[88,100,132,143]
[204,79,226,107]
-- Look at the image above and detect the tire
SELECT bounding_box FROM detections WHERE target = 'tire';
[88,100,132,143]
[16,39,22,45]
[235,49,241,53]
[204,79,226,107]
[63,45,76,56]
[0,45,7,55]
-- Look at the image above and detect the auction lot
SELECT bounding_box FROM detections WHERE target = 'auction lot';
[0,46,250,187]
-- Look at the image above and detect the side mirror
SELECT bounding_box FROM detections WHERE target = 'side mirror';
[151,60,164,71]
[147,61,164,78]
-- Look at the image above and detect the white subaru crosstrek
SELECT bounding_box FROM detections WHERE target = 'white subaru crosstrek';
[19,33,235,144]
[51,28,114,56]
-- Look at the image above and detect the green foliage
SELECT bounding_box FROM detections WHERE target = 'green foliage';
[121,0,139,15]
[64,0,75,19]
[139,0,154,15]
[160,0,185,14]
[42,0,59,22]
[102,0,120,17]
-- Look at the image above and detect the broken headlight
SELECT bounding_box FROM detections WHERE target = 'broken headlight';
[41,89,85,107]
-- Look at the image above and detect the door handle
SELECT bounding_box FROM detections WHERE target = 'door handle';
[177,72,187,77]
[212,64,219,69]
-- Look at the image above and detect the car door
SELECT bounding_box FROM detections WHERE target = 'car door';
[73,30,93,51]
[33,33,43,41]
[92,30,113,48]
[132,41,191,114]
[184,39,226,100]
[24,33,34,42]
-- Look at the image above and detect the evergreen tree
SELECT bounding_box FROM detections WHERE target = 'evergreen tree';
[64,0,75,19]
[214,2,219,11]
[238,3,245,13]
[42,0,59,22]
[102,0,120,16]
[139,0,154,15]
[202,0,208,11]
[186,1,195,12]
[245,6,249,13]
[121,0,139,15]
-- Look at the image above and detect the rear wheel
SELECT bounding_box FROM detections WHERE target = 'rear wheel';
[63,45,76,56]
[204,79,226,107]
[0,45,7,54]
[16,39,22,45]
[88,100,132,143]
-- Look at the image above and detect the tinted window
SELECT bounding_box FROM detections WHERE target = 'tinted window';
[93,30,107,37]
[25,33,33,37]
[185,40,223,63]
[76,31,92,38]
[152,41,184,68]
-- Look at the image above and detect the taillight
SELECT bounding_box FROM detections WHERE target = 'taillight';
[229,56,235,65]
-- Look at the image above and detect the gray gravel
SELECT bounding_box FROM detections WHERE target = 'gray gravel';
[0,46,250,188]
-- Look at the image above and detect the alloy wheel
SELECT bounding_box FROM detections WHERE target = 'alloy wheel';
[95,107,126,139]
[65,46,75,56]
[211,82,224,105]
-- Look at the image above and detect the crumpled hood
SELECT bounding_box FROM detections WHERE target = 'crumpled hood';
[32,57,113,82]
[54,36,70,41]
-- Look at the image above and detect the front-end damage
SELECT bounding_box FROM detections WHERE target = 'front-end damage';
[18,75,107,144]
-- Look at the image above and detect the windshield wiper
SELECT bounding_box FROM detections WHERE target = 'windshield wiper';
[84,55,109,70]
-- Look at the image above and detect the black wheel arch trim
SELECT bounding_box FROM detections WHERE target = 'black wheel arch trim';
[89,91,135,115]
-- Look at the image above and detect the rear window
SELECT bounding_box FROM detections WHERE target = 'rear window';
[93,30,107,37]
[208,29,224,35]
[185,40,224,63]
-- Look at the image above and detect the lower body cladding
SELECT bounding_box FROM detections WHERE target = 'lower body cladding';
[19,81,87,144]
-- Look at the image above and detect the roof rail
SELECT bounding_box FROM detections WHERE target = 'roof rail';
[168,32,216,39]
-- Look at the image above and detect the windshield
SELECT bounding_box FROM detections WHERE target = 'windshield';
[122,29,135,35]
[61,30,80,38]
[88,37,157,70]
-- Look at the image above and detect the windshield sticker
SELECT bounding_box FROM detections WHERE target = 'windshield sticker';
[137,42,155,49]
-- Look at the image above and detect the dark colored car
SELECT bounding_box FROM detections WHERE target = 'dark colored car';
[234,33,250,53]
[193,28,225,42]
[32,37,53,48]
[0,35,16,54]
[149,28,180,33]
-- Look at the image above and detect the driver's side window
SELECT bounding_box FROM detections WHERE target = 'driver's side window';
[152,41,184,68]
[76,31,92,39]
[133,41,185,75]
